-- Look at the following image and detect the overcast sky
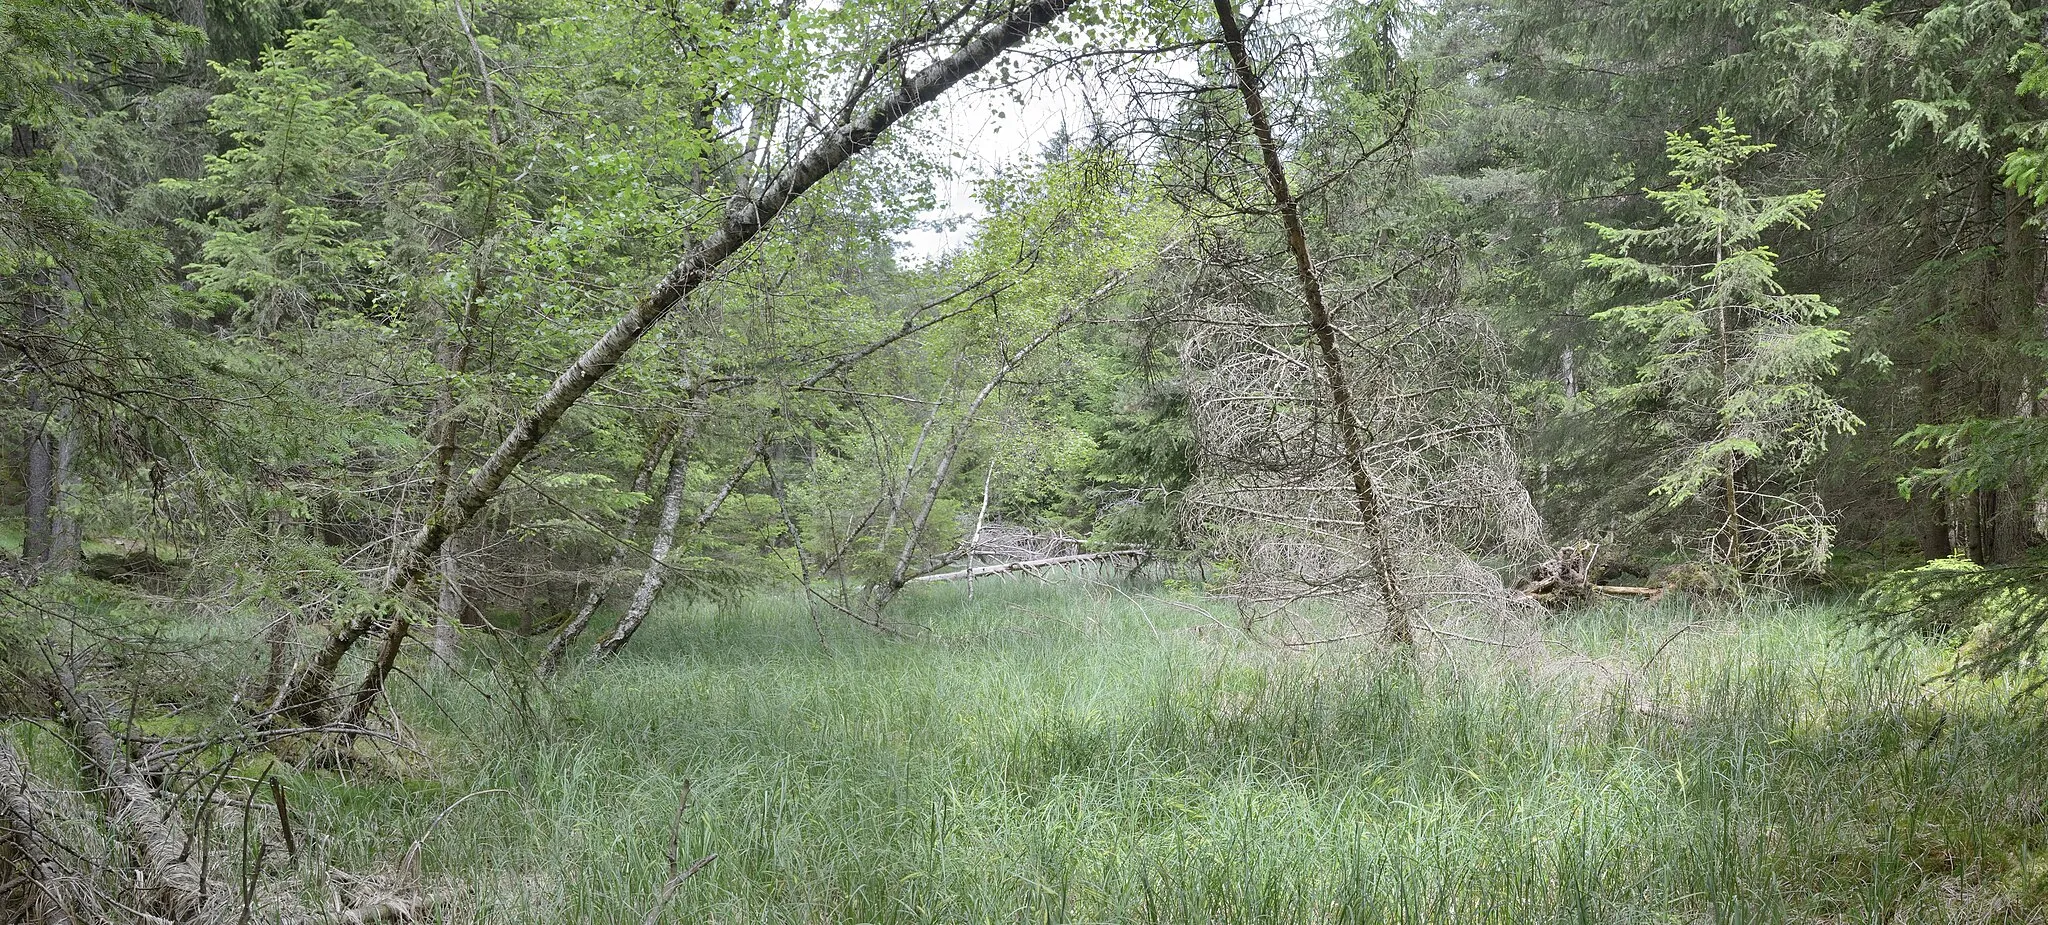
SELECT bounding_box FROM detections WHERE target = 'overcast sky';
[890,70,1101,264]
[887,2,1330,265]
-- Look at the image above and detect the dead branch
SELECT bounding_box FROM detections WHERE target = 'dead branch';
[1,735,97,925]
[642,781,714,925]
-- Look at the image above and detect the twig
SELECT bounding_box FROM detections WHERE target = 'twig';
[1637,621,1703,673]
[270,779,297,861]
[643,781,714,925]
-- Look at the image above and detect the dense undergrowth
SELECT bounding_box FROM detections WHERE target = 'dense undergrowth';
[45,583,2048,923]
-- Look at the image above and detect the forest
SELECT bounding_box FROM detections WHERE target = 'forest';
[7,0,2048,921]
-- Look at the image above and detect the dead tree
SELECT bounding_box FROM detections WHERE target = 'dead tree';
[1210,0,1414,645]
[1164,5,1545,650]
[268,0,1080,726]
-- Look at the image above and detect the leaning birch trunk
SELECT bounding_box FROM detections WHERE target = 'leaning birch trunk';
[877,401,945,556]
[537,422,679,677]
[266,0,1076,726]
[591,436,763,661]
[910,551,1143,583]
[589,408,702,661]
[337,238,496,727]
[1212,0,1415,646]
[967,460,995,599]
[48,661,208,921]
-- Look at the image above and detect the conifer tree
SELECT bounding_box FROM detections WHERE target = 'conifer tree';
[1585,115,1859,579]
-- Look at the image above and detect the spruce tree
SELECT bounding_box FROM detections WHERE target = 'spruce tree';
[1585,115,1858,579]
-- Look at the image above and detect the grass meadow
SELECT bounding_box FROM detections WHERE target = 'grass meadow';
[238,583,2048,922]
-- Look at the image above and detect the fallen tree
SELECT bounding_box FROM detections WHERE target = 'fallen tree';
[1515,543,1664,608]
[908,550,1150,583]
[1,735,98,925]
[47,660,208,922]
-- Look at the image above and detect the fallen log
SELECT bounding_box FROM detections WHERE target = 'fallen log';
[1519,544,1669,608]
[1595,584,1663,598]
[47,660,209,922]
[908,551,1147,584]
[1,736,94,925]
[299,896,436,925]
[1517,543,1596,608]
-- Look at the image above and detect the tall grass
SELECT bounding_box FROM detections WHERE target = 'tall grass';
[287,583,2048,923]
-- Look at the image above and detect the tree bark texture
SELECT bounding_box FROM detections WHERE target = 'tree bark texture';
[21,408,55,568]
[1991,186,2039,563]
[590,397,705,661]
[591,435,762,661]
[536,422,679,676]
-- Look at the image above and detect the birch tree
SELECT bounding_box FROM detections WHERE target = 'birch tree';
[270,0,1080,725]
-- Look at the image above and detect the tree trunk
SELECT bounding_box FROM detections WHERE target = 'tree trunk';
[536,421,678,676]
[49,415,80,568]
[1991,185,2040,563]
[590,403,703,661]
[590,432,763,662]
[334,236,496,724]
[1961,164,2005,565]
[269,0,1075,726]
[1212,0,1415,646]
[433,541,462,667]
[48,661,208,921]
[423,242,491,668]
[1915,364,1953,558]
[16,126,57,570]
[20,407,55,569]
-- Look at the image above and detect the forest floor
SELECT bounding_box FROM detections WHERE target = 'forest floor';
[27,582,2048,923]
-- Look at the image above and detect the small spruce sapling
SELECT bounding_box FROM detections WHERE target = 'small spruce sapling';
[1584,114,1859,580]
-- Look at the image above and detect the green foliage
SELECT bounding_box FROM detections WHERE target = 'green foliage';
[1898,411,2048,500]
[176,14,454,325]
[1086,380,1194,550]
[1584,115,1858,578]
[0,0,187,128]
[2005,43,2048,203]
[1,0,184,293]
[1862,556,2048,692]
